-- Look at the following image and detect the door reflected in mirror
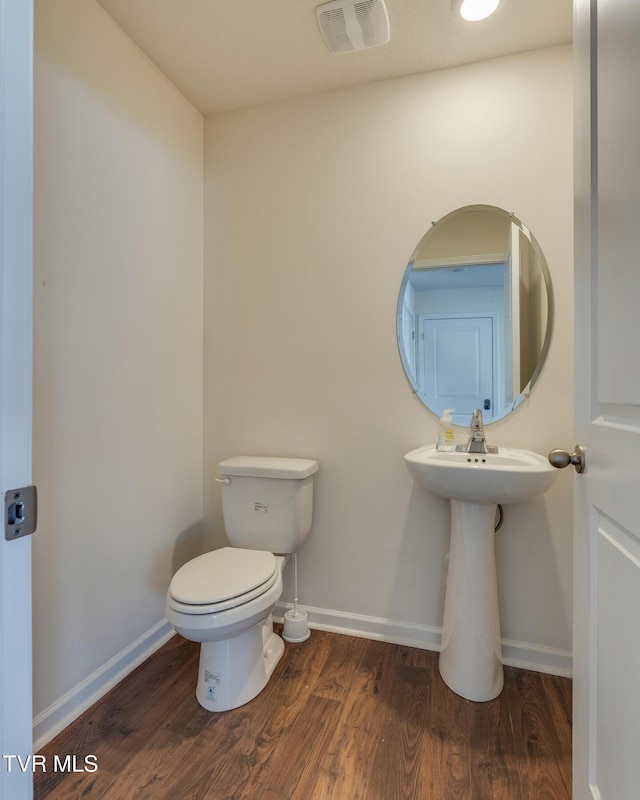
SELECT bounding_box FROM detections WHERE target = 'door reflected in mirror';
[397,205,553,425]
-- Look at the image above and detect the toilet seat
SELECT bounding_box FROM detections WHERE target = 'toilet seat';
[168,547,278,615]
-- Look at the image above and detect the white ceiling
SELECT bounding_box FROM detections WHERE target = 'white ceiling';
[95,0,573,116]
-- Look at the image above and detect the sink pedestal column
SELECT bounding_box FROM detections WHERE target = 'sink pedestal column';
[439,499,503,701]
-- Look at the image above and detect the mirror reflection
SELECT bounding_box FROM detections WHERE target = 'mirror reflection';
[397,205,553,425]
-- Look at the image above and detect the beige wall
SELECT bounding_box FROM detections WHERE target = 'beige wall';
[31,4,573,745]
[204,45,574,668]
[33,0,204,743]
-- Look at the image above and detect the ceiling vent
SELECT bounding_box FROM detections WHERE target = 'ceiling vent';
[316,0,390,54]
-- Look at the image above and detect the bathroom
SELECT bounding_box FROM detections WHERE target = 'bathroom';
[31,0,574,747]
[6,0,582,793]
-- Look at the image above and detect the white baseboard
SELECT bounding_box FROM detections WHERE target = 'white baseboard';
[274,601,442,651]
[501,638,573,677]
[274,601,572,678]
[32,619,175,752]
[32,605,571,752]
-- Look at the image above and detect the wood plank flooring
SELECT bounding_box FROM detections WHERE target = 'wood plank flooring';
[34,627,572,800]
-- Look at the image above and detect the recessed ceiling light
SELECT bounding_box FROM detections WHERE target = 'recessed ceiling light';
[452,0,500,22]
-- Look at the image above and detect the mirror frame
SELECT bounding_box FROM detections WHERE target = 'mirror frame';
[396,205,554,424]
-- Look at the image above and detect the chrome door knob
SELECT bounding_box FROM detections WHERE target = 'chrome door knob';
[548,445,586,474]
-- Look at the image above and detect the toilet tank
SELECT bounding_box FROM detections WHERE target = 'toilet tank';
[218,456,318,553]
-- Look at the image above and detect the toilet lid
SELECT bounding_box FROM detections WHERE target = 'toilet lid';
[169,547,277,606]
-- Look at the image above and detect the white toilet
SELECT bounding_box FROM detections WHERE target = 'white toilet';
[166,455,318,712]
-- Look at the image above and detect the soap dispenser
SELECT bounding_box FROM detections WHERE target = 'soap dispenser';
[436,409,456,451]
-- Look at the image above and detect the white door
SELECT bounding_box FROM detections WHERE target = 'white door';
[573,1,640,798]
[420,314,494,421]
[0,1,34,799]
[401,299,417,383]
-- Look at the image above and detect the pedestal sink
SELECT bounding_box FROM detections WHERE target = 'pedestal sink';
[404,445,558,701]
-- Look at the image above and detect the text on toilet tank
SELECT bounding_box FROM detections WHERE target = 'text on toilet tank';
[254,502,269,513]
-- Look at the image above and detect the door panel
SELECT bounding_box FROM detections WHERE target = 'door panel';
[420,315,494,421]
[592,515,640,798]
[0,1,33,799]
[574,1,640,798]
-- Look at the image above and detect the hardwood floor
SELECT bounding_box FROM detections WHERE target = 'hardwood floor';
[34,627,572,800]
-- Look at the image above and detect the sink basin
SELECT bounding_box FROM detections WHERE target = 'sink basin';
[404,444,557,702]
[404,445,557,505]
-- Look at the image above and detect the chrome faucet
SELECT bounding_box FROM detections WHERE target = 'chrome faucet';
[456,408,498,454]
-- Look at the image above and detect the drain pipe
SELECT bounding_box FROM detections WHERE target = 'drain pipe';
[495,504,504,532]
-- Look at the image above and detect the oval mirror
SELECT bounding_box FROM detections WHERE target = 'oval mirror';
[397,205,553,425]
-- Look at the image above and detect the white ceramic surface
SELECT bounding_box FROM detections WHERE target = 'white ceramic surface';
[167,456,317,712]
[404,445,558,504]
[404,444,557,701]
[438,499,504,701]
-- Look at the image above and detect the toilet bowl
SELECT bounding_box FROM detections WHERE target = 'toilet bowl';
[166,455,318,712]
[167,547,286,711]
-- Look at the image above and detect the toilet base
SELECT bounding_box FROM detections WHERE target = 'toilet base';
[195,618,285,711]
